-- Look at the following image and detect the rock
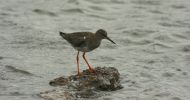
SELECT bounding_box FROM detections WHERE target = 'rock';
[49,77,69,86]
[40,67,123,99]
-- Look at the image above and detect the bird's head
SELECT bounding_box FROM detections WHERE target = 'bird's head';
[96,29,116,44]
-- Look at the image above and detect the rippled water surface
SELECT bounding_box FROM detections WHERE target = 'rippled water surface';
[0,0,190,100]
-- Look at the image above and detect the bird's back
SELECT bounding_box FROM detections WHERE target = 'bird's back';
[60,32,99,52]
[64,32,91,45]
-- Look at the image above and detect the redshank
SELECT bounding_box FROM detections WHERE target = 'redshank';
[59,29,116,75]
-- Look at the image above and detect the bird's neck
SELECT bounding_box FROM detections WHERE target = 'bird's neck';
[95,35,103,41]
[94,37,102,46]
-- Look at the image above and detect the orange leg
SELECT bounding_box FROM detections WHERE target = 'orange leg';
[76,51,82,75]
[82,52,96,73]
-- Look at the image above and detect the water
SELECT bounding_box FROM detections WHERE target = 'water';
[0,0,190,100]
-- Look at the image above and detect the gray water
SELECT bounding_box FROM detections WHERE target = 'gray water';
[0,0,190,100]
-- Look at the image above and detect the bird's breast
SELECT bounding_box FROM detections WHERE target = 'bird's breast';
[73,41,101,52]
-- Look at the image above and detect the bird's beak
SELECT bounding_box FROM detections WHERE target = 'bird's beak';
[106,36,116,44]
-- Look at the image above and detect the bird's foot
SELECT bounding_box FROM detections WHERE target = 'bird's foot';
[89,67,96,73]
[77,72,83,76]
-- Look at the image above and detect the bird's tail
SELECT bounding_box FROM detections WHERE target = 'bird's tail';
[59,31,67,39]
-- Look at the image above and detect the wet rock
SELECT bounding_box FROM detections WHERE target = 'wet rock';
[50,67,122,91]
[40,67,123,99]
[49,77,69,86]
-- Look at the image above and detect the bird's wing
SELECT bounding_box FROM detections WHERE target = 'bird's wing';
[67,32,89,47]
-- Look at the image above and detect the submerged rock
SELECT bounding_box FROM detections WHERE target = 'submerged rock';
[40,67,123,99]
